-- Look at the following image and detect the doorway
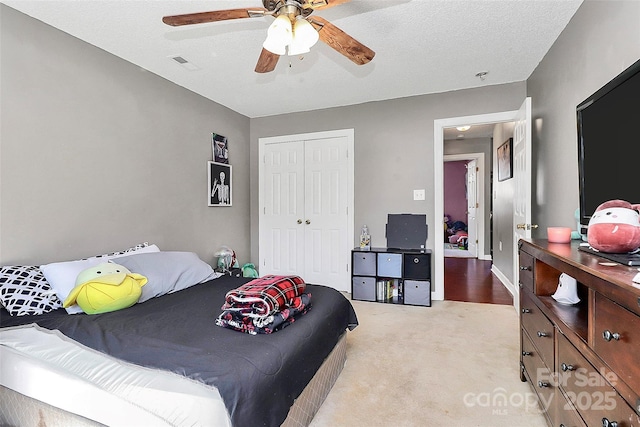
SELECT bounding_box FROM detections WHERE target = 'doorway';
[433,109,523,303]
[443,153,486,260]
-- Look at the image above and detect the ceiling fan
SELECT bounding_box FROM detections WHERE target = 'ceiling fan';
[162,0,375,73]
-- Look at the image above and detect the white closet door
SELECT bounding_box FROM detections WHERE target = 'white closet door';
[260,131,352,292]
[303,137,350,288]
[261,141,305,276]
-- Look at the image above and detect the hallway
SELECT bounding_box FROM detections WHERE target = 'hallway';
[444,257,513,305]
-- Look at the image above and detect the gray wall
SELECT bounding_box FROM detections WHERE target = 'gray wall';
[249,84,526,264]
[0,6,251,266]
[528,0,640,235]
[491,122,515,279]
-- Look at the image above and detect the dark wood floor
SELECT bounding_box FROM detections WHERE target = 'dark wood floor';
[444,257,513,305]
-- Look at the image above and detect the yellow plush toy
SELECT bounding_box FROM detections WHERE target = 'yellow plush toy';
[63,263,147,315]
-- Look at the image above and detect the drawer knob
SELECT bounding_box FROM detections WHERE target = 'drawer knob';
[602,418,618,427]
[522,351,532,357]
[537,380,550,388]
[519,265,532,271]
[537,331,550,338]
[413,257,420,264]
[561,362,575,372]
[521,308,531,314]
[602,330,620,342]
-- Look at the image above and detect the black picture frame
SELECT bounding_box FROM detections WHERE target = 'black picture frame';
[212,133,229,164]
[497,138,513,182]
[208,161,232,206]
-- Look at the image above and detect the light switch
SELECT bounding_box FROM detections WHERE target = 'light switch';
[413,189,425,200]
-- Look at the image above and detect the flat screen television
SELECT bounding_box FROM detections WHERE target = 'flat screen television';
[577,58,640,231]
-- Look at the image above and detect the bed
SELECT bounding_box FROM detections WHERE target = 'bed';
[0,247,358,427]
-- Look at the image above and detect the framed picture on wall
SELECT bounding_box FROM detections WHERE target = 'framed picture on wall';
[212,133,229,164]
[208,161,232,206]
[497,138,513,182]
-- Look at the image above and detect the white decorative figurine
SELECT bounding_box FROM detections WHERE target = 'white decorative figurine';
[552,273,580,305]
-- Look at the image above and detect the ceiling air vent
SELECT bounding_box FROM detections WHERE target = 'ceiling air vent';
[170,56,199,71]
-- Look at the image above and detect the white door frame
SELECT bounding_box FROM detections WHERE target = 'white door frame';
[258,129,355,289]
[434,111,518,302]
[443,153,486,260]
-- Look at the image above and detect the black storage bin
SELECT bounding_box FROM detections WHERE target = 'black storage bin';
[403,253,431,280]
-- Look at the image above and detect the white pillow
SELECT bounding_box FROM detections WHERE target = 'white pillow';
[41,244,160,314]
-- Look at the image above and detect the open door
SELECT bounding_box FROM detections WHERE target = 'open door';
[466,159,478,258]
[512,97,535,310]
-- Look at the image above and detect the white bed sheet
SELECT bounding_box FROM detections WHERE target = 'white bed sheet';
[0,324,231,427]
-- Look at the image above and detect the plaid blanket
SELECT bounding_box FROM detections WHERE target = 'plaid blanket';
[216,275,311,334]
[216,293,311,335]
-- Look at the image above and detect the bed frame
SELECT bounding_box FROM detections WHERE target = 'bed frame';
[0,332,347,427]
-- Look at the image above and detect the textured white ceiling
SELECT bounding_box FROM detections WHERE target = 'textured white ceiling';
[2,0,583,118]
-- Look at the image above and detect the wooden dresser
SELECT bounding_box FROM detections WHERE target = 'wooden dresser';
[519,239,640,427]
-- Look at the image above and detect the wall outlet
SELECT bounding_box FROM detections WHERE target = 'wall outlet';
[499,241,503,251]
[413,189,425,200]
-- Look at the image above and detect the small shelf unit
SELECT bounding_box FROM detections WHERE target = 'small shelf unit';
[351,247,432,306]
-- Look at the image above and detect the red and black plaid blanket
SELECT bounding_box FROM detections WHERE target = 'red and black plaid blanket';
[217,275,311,334]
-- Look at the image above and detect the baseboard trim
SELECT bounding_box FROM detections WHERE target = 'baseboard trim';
[491,264,514,297]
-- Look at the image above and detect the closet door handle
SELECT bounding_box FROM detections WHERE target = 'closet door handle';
[305,219,311,225]
[297,219,303,224]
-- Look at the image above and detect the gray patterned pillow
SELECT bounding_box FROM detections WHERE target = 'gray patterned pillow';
[0,265,63,316]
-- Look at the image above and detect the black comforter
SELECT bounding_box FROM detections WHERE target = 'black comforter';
[0,276,358,427]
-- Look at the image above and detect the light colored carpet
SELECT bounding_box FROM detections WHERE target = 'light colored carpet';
[309,299,548,427]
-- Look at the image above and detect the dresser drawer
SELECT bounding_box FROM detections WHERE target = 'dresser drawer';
[520,290,554,369]
[403,253,430,280]
[594,292,640,398]
[521,330,556,416]
[352,251,376,276]
[557,332,640,427]
[519,250,535,293]
[555,391,587,427]
[377,253,402,278]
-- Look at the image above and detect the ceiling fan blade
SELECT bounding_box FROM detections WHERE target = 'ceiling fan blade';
[302,0,351,10]
[310,16,375,65]
[162,8,267,26]
[255,48,280,73]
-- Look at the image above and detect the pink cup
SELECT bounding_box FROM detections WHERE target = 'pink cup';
[547,227,572,243]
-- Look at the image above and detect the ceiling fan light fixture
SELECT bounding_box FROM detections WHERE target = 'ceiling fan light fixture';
[288,18,319,56]
[264,14,293,54]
